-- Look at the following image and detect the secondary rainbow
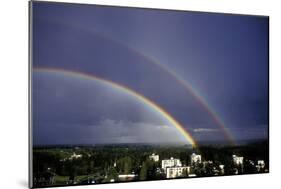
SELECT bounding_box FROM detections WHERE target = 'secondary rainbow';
[43,19,235,144]
[144,59,236,145]
[34,67,197,147]
[109,39,236,144]
[75,27,236,144]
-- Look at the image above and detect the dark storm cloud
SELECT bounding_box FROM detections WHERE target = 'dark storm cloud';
[32,13,215,126]
[33,72,166,126]
[33,72,186,145]
[32,2,269,144]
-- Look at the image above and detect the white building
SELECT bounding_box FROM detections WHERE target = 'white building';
[257,160,265,168]
[256,160,265,172]
[161,157,182,172]
[149,153,159,162]
[232,155,243,165]
[166,166,190,179]
[69,152,82,160]
[191,153,202,164]
[219,164,225,174]
[188,174,196,177]
[118,174,137,181]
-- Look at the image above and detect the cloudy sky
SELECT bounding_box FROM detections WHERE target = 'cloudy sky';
[32,2,269,145]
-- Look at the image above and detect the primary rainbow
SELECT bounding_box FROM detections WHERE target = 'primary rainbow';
[76,28,236,145]
[144,59,236,145]
[108,39,236,145]
[34,67,197,147]
[42,19,235,144]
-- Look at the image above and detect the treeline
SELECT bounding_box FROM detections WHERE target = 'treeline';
[33,142,268,187]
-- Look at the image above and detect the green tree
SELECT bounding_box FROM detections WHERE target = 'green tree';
[139,161,148,180]
[124,156,132,174]
[105,167,118,182]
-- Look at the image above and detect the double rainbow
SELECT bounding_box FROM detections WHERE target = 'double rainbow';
[33,19,236,145]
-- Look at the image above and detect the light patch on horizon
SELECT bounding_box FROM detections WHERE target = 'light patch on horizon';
[193,128,219,133]
[84,118,186,144]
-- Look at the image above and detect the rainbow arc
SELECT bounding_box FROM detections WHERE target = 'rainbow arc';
[34,67,197,147]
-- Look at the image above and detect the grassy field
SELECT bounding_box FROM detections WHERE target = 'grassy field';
[54,175,95,185]
[54,175,69,184]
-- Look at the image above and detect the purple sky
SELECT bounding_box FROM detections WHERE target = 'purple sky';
[32,2,269,145]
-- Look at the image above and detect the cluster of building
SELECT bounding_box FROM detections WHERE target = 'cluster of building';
[56,152,267,183]
[160,156,191,178]
[149,153,266,179]
[149,153,200,178]
[59,152,83,162]
[232,155,243,165]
